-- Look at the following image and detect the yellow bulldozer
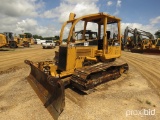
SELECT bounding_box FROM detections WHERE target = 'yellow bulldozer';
[0,32,30,48]
[25,13,129,120]
[0,32,17,48]
[19,33,35,45]
[0,33,7,48]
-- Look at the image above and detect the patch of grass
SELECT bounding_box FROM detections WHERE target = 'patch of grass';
[137,99,143,103]
[0,48,15,51]
[146,100,151,105]
[153,105,156,107]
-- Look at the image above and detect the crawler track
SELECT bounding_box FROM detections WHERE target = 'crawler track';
[71,61,129,92]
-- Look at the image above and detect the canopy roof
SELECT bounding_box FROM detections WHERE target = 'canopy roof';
[67,12,121,24]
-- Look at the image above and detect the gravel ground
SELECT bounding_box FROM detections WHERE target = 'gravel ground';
[0,45,160,120]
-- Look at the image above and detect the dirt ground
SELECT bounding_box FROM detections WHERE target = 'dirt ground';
[0,45,160,120]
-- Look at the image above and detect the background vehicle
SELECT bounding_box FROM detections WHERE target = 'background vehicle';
[19,33,35,45]
[54,40,60,46]
[123,27,135,50]
[25,12,129,120]
[0,32,15,48]
[42,40,55,49]
[123,26,154,49]
[0,33,8,48]
[14,35,30,48]
[131,38,160,53]
[0,32,29,48]
[123,26,160,53]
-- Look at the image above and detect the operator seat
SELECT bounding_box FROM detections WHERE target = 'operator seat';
[98,31,111,50]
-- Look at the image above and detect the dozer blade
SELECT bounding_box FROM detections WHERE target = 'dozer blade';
[25,60,65,120]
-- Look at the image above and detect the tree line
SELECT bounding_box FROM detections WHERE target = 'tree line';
[24,33,60,40]
[155,30,160,38]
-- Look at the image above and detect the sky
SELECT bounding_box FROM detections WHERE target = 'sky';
[0,0,160,37]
